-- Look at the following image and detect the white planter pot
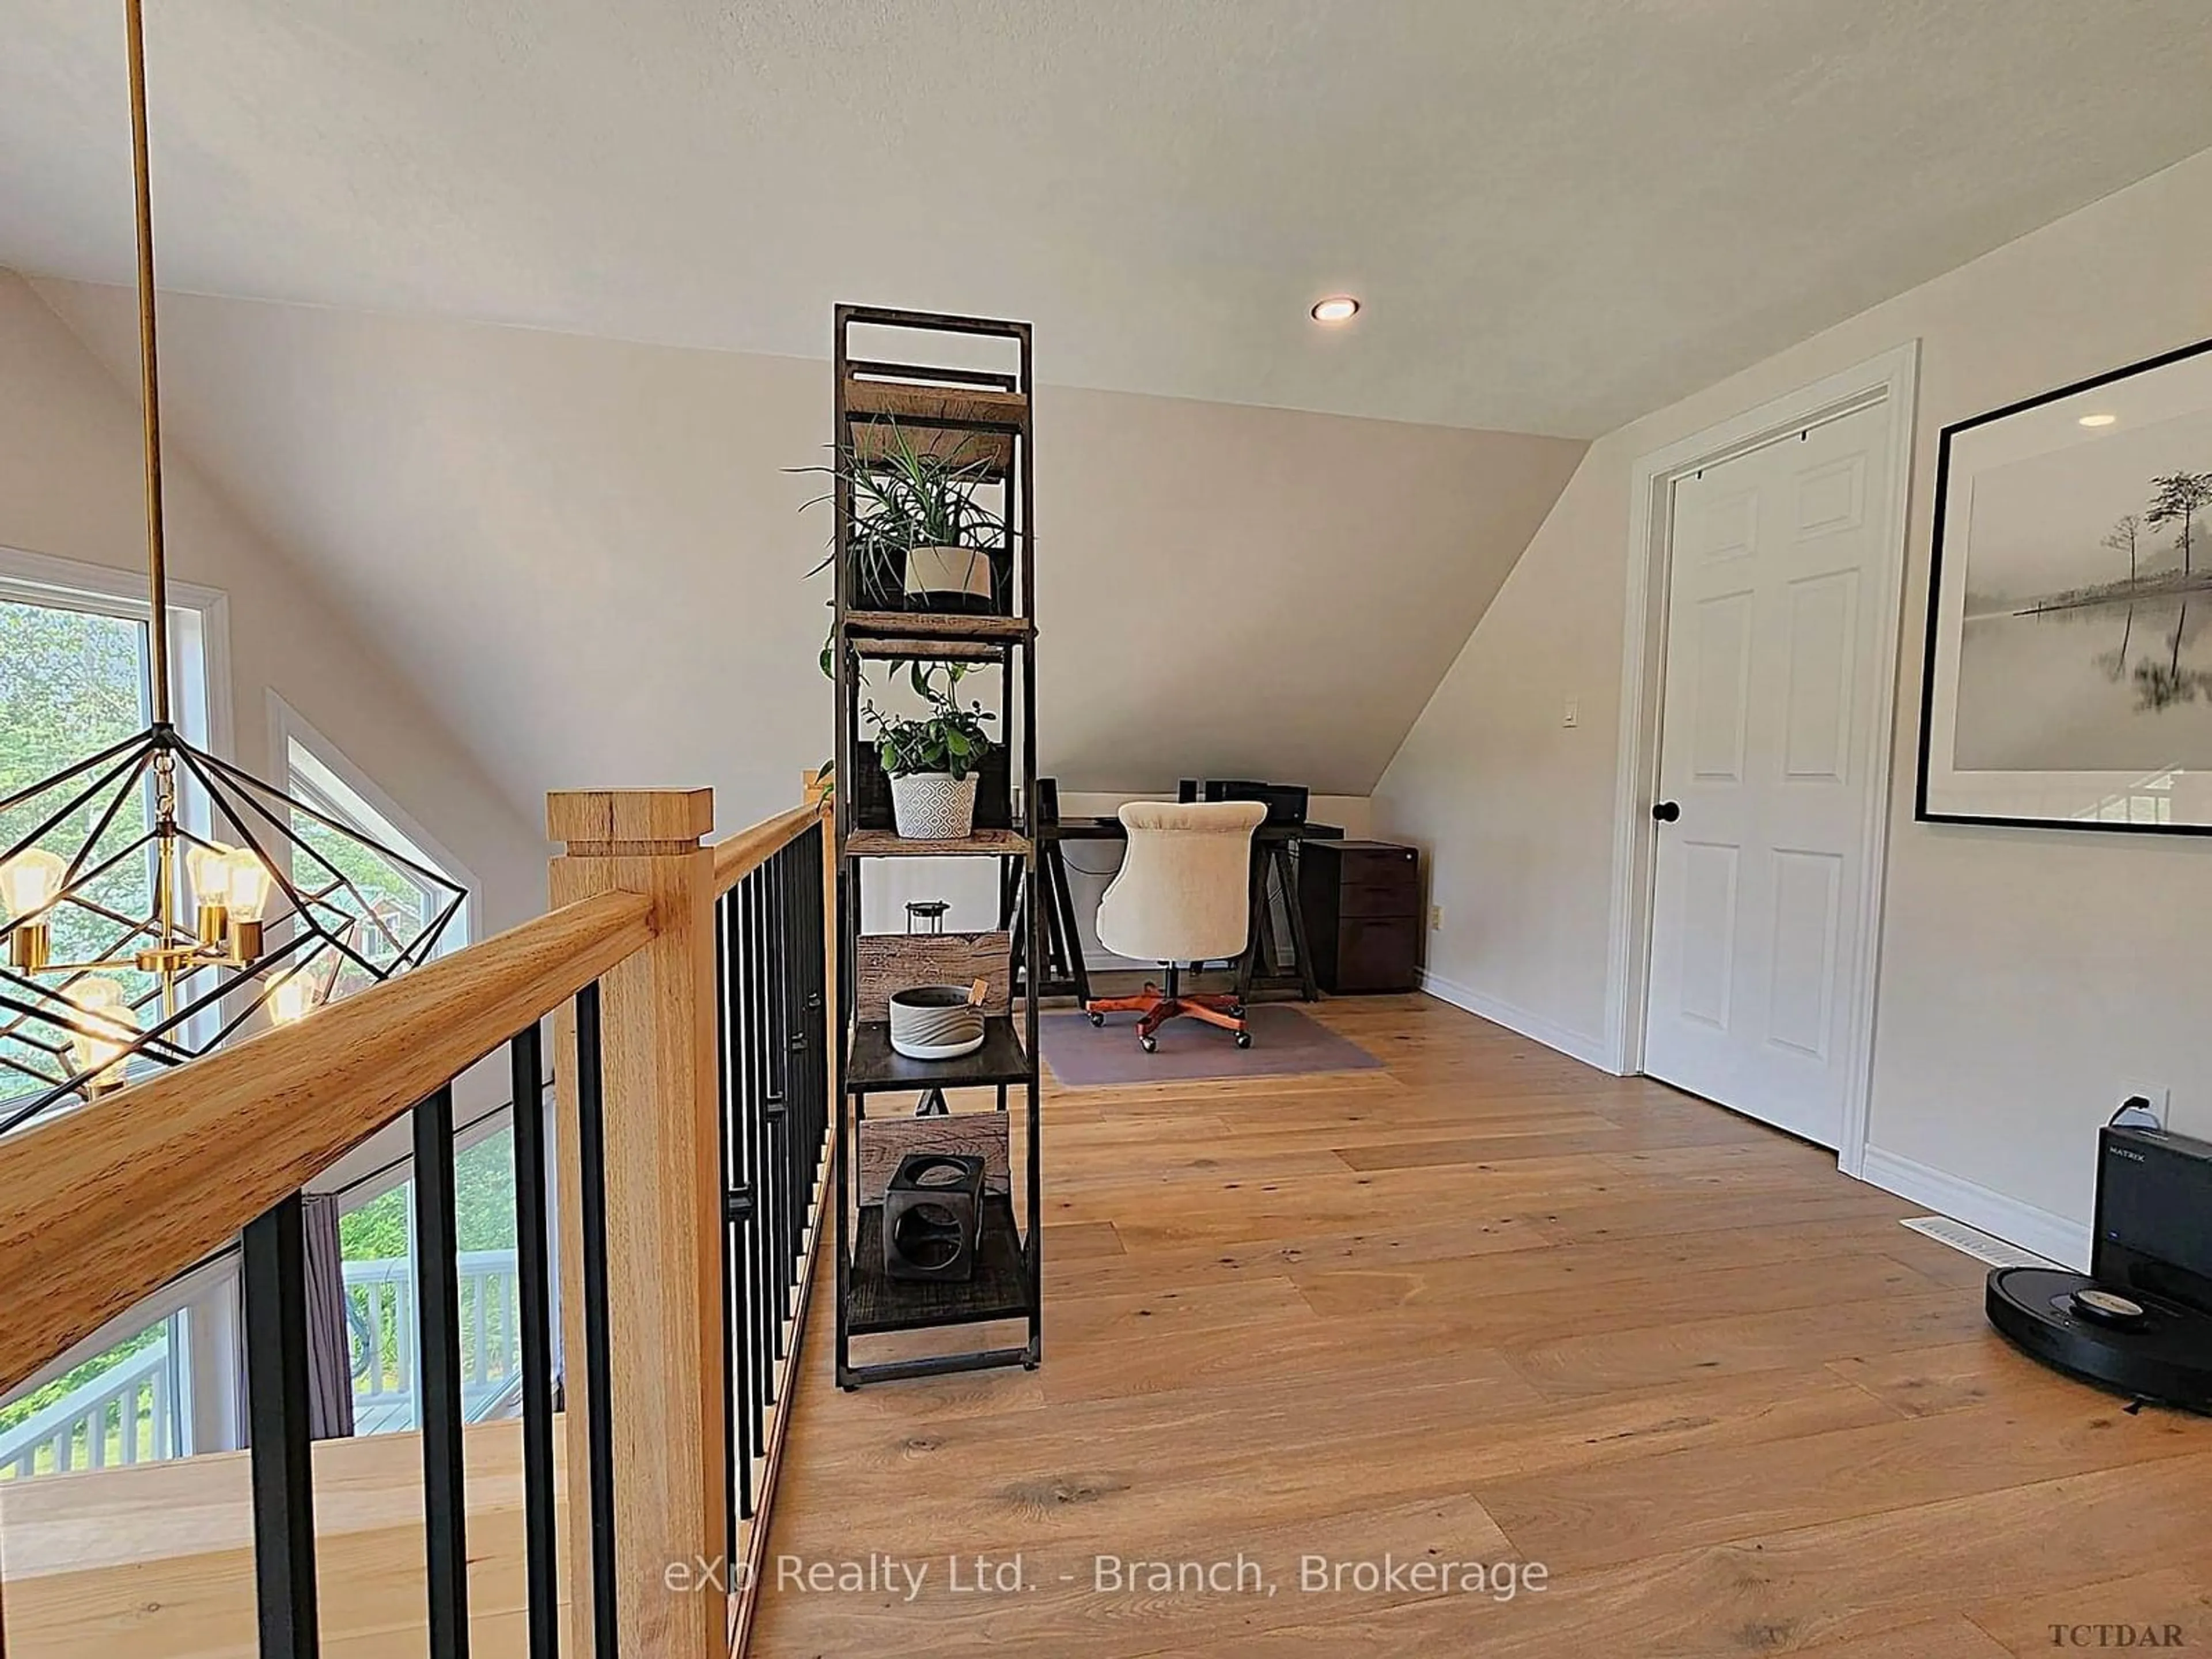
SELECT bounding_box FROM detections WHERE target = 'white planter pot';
[903,545,995,610]
[889,771,980,840]
[887,985,987,1060]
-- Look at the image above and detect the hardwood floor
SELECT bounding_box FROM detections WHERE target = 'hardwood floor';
[753,992,2212,1658]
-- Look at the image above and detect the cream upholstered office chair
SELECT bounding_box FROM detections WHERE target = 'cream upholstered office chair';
[1085,800,1266,1051]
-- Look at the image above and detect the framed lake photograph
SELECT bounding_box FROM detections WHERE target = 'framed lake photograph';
[1918,336,2212,834]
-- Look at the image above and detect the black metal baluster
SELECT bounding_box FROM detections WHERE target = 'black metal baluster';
[715,892,748,1541]
[766,854,794,1348]
[509,1027,559,1659]
[810,828,828,1180]
[575,983,619,1658]
[768,861,794,1372]
[801,836,827,1230]
[809,826,830,1184]
[244,1194,320,1659]
[722,888,758,1518]
[746,876,775,1422]
[414,1085,469,1659]
[785,846,809,1266]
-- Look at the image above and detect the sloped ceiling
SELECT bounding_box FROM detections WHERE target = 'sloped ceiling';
[10,2,2212,830]
[32,280,1584,830]
[5,2,2212,437]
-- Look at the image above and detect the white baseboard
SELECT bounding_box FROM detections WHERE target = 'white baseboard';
[1858,1145,2089,1270]
[1418,968,1618,1072]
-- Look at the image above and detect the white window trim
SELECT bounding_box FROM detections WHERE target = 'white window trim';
[1,1249,243,1455]
[265,690,479,950]
[0,543,233,759]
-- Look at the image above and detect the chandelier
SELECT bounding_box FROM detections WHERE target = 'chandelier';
[0,0,465,1129]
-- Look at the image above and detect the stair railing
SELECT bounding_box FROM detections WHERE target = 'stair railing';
[0,787,835,1659]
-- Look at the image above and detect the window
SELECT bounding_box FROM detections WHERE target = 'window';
[0,1312,184,1479]
[0,1255,241,1481]
[0,550,226,1103]
[336,1113,525,1434]
[274,703,497,1433]
[274,699,472,1004]
[0,550,230,1476]
[0,554,222,1084]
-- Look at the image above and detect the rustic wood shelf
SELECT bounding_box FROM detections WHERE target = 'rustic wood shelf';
[842,610,1034,644]
[846,1017,1030,1094]
[847,636,1009,663]
[844,828,1031,859]
[847,1196,1030,1336]
[832,302,1041,1388]
[844,377,1029,431]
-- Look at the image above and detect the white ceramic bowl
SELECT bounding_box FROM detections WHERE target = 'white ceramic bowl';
[888,984,986,1060]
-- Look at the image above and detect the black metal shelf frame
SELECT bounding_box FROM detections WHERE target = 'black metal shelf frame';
[830,303,1042,1389]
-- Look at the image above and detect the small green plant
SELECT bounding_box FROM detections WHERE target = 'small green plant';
[863,662,996,780]
[795,418,1009,613]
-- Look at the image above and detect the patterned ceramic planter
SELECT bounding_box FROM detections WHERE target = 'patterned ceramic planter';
[887,986,987,1060]
[888,771,980,839]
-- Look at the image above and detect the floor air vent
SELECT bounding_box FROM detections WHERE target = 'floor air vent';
[1900,1215,2059,1270]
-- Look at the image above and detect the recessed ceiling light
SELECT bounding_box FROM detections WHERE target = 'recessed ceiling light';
[1310,295,1361,324]
[2078,413,2118,427]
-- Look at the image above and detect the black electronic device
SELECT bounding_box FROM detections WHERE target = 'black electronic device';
[2093,1123,2212,1315]
[1202,779,1309,825]
[1984,1122,2212,1411]
[1985,1268,2212,1410]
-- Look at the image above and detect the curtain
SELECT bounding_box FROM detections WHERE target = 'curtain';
[301,1194,356,1440]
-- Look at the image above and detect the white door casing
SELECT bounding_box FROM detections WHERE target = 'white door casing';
[1642,400,1897,1147]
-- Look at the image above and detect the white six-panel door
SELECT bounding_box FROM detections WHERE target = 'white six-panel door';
[1642,402,1892,1147]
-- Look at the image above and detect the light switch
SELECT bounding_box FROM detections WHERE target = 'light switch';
[1562,698,1580,729]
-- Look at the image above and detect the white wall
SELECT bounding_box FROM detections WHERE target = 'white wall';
[28,281,1584,835]
[0,270,544,930]
[1376,144,2212,1257]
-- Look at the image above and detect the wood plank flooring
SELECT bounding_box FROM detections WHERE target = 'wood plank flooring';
[752,993,2212,1658]
[0,1418,568,1656]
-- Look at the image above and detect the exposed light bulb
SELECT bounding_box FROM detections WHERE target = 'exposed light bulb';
[67,975,124,1012]
[224,849,273,923]
[1310,295,1361,324]
[2078,413,2118,428]
[268,971,319,1026]
[66,976,138,1093]
[186,842,236,906]
[0,848,68,919]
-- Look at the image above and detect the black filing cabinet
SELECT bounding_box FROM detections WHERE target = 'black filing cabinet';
[1297,840,1421,994]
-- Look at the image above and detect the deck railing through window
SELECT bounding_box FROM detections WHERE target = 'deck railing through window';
[0,1325,178,1479]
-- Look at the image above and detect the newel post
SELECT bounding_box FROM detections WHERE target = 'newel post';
[548,789,725,1659]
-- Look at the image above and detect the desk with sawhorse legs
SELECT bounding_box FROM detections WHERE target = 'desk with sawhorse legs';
[1002,816,1344,1004]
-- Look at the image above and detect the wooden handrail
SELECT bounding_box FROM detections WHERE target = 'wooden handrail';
[0,887,656,1396]
[713,801,825,896]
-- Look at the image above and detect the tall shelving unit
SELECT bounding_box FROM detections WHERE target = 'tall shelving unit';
[830,305,1041,1389]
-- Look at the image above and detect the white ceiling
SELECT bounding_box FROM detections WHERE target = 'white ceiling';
[5,1,2211,437]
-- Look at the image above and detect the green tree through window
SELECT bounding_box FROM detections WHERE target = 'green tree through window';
[0,596,158,1096]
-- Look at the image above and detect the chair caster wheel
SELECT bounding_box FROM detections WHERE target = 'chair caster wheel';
[1235,1031,1252,1049]
[1139,1035,1158,1053]
[1229,1003,1246,1018]
[1087,1009,1105,1027]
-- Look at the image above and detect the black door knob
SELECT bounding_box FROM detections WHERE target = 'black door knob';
[1652,801,1681,823]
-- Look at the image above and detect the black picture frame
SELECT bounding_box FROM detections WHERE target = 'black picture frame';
[1916,332,2212,836]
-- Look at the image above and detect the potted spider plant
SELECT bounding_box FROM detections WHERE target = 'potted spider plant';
[796,418,1011,614]
[865,662,997,839]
